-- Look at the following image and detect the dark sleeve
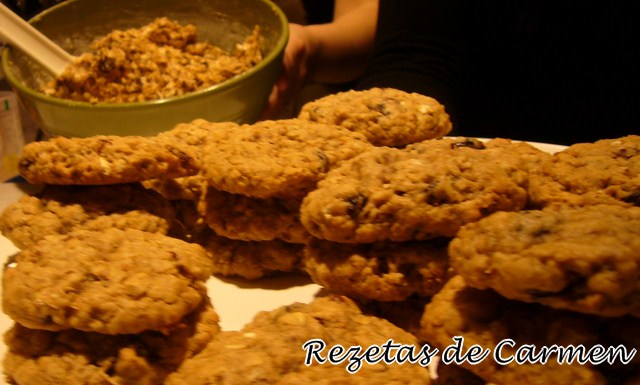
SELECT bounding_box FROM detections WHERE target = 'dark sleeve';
[301,0,335,24]
[356,0,465,120]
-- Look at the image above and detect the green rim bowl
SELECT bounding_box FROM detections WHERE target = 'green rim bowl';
[1,0,288,137]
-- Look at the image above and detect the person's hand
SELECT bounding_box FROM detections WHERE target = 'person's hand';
[262,23,312,119]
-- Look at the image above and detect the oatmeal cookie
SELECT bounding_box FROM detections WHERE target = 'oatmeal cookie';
[2,228,212,334]
[529,135,640,208]
[165,295,431,385]
[407,137,551,191]
[153,119,240,164]
[449,205,640,317]
[18,135,198,185]
[143,174,207,201]
[198,186,311,243]
[3,300,220,385]
[300,145,528,243]
[419,276,608,385]
[202,232,304,280]
[0,183,176,249]
[143,120,241,200]
[200,119,372,199]
[303,238,451,301]
[298,87,452,147]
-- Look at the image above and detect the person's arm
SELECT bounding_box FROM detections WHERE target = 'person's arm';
[303,0,378,83]
[263,0,378,118]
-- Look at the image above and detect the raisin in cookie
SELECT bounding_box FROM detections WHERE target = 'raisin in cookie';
[18,135,198,185]
[2,228,212,334]
[419,276,608,385]
[165,295,431,385]
[303,238,451,301]
[529,135,640,208]
[200,119,372,199]
[298,87,452,147]
[449,205,640,317]
[301,145,528,243]
[198,186,311,244]
[3,300,220,385]
[0,183,175,249]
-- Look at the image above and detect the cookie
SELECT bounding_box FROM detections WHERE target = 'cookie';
[165,295,431,385]
[407,137,551,191]
[198,186,311,244]
[202,231,304,280]
[143,174,207,201]
[3,300,220,385]
[18,135,198,185]
[303,238,451,301]
[2,228,212,334]
[142,120,241,201]
[0,183,176,249]
[300,144,528,243]
[529,135,640,208]
[449,204,640,317]
[155,119,240,151]
[419,275,608,385]
[298,87,452,147]
[200,119,372,199]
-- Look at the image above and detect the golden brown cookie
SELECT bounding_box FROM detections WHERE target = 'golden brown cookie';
[300,144,528,243]
[200,119,372,199]
[449,205,640,317]
[18,135,198,185]
[3,300,220,385]
[303,238,451,301]
[2,228,212,334]
[529,135,640,208]
[419,276,608,385]
[198,186,311,244]
[298,87,452,147]
[202,231,304,280]
[165,295,431,385]
[0,183,176,249]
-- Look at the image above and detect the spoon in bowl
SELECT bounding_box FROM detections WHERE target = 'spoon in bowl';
[0,2,75,76]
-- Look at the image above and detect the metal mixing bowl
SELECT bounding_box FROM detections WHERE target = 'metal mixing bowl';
[1,0,288,137]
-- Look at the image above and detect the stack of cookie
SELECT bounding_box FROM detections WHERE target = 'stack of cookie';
[165,295,435,384]
[0,131,226,384]
[298,137,546,303]
[417,136,640,384]
[1,226,220,384]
